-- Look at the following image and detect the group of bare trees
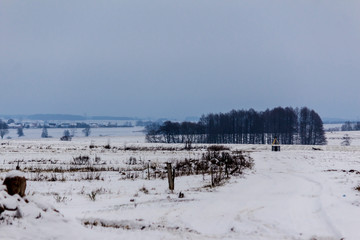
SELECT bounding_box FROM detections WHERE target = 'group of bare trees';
[0,122,91,139]
[41,125,91,138]
[0,120,25,139]
[341,121,360,131]
[146,107,327,145]
[298,107,327,145]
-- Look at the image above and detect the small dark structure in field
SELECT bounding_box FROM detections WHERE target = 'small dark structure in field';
[272,137,280,152]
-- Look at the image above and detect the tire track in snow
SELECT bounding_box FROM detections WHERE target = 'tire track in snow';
[291,173,343,239]
[250,151,344,239]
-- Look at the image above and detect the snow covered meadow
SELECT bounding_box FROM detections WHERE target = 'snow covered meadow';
[0,130,360,240]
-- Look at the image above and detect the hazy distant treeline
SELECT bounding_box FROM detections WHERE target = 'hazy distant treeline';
[145,107,326,145]
[340,121,360,131]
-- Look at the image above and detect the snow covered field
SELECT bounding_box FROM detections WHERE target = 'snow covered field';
[0,131,360,240]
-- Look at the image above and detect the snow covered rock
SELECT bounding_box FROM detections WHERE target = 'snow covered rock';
[0,188,65,227]
[0,180,66,234]
[0,190,19,215]
[3,170,26,197]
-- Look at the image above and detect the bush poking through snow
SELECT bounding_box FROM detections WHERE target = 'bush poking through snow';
[72,155,90,165]
[341,134,351,146]
[88,191,98,201]
[60,136,72,141]
[173,150,253,187]
[355,185,360,192]
[28,172,67,182]
[175,151,253,177]
[53,193,67,203]
[94,156,101,164]
[81,172,102,181]
[88,188,104,201]
[127,157,137,165]
[49,173,58,182]
[89,142,96,149]
[139,186,149,194]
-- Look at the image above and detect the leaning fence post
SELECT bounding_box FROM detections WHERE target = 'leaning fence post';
[166,162,175,191]
[210,165,214,187]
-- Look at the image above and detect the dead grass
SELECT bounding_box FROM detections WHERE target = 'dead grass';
[207,145,230,151]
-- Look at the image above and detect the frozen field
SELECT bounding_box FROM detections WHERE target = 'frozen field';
[0,132,360,240]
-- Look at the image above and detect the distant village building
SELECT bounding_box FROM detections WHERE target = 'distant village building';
[7,123,22,129]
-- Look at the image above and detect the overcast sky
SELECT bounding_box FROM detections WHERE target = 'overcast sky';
[1,1,360,120]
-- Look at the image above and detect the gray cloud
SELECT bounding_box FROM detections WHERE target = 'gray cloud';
[1,0,360,119]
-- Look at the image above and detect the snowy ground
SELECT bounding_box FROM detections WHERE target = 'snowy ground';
[0,132,360,240]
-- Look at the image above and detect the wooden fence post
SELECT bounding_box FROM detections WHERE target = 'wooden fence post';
[166,162,175,191]
[210,165,214,187]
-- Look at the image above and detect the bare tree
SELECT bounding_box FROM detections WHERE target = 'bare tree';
[71,128,77,137]
[17,127,24,137]
[63,129,71,137]
[0,120,9,139]
[354,122,360,131]
[82,126,91,137]
[41,126,49,138]
[60,129,72,141]
[341,121,353,131]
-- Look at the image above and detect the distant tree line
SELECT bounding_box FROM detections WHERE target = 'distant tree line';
[0,119,93,139]
[146,107,327,145]
[340,121,360,131]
